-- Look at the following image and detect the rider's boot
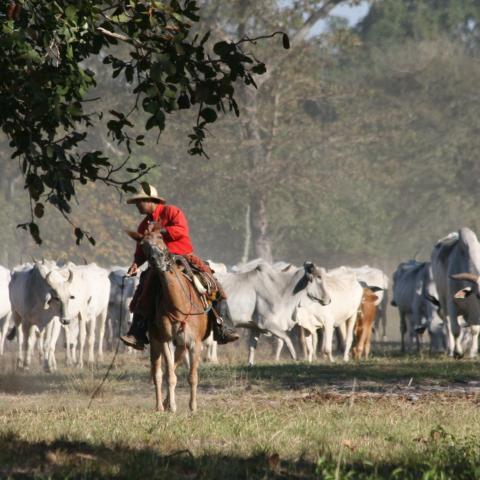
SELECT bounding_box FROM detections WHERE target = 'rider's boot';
[209,299,239,345]
[120,312,149,351]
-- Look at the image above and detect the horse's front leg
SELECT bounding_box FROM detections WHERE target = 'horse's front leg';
[150,339,164,412]
[162,341,177,413]
[188,340,201,413]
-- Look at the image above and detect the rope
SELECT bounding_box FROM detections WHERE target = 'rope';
[87,275,126,409]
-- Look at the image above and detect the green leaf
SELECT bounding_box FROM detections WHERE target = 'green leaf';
[145,116,157,130]
[34,203,45,218]
[282,33,290,49]
[200,107,217,123]
[141,182,151,195]
[252,63,267,74]
[213,41,233,57]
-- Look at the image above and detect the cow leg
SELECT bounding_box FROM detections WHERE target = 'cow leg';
[271,329,297,361]
[298,326,308,360]
[380,292,388,341]
[336,324,346,353]
[97,311,107,363]
[323,322,335,362]
[162,341,177,413]
[248,330,260,366]
[399,311,406,354]
[274,337,284,361]
[63,325,73,367]
[0,312,11,355]
[469,325,480,358]
[87,315,96,367]
[78,315,86,368]
[312,330,318,361]
[354,330,364,361]
[304,331,314,363]
[444,315,455,357]
[411,311,423,354]
[447,304,463,358]
[13,312,24,368]
[150,339,164,412]
[24,324,37,370]
[188,340,201,413]
[37,327,45,364]
[45,319,61,372]
[364,325,373,359]
[343,314,357,362]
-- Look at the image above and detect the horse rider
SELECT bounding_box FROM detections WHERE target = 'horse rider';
[120,183,239,350]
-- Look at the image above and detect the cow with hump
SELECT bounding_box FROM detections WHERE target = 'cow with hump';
[391,260,444,353]
[216,260,330,366]
[431,227,480,358]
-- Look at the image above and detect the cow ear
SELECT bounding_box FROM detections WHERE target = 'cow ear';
[454,287,473,299]
[126,230,143,241]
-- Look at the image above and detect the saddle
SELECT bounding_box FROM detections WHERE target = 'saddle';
[173,255,223,309]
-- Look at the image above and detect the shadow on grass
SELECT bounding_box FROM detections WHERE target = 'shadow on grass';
[201,356,480,391]
[0,432,478,480]
[2,343,480,397]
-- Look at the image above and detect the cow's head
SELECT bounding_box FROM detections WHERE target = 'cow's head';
[37,263,75,325]
[450,273,480,300]
[127,222,172,272]
[300,261,331,306]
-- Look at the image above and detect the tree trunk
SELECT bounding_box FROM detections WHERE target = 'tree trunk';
[241,204,251,264]
[250,192,272,262]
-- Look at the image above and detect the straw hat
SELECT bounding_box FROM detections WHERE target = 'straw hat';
[126,184,165,204]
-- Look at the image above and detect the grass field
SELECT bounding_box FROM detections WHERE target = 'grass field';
[1,344,480,479]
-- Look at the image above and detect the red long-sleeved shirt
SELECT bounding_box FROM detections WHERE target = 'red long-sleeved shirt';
[133,203,194,266]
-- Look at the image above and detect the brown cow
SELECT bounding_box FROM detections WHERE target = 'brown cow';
[352,288,378,360]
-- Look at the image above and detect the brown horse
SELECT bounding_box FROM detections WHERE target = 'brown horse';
[127,225,209,412]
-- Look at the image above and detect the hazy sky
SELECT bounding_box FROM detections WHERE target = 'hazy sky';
[314,1,370,33]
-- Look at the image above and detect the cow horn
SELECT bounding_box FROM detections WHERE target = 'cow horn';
[67,269,74,283]
[450,273,479,283]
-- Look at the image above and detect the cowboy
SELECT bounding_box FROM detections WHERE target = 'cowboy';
[120,184,239,350]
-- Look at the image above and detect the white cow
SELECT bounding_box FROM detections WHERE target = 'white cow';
[431,228,480,358]
[217,261,331,366]
[106,267,139,350]
[63,263,111,367]
[9,261,75,370]
[391,260,444,353]
[294,267,364,362]
[0,266,12,355]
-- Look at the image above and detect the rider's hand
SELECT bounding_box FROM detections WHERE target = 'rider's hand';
[127,263,139,277]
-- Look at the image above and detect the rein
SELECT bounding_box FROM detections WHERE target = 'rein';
[154,247,206,321]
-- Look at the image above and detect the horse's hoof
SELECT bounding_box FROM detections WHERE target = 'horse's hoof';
[454,351,464,360]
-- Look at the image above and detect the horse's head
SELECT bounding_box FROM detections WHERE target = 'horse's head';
[127,223,172,272]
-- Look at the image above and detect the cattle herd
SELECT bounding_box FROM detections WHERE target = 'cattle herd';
[1,226,480,371]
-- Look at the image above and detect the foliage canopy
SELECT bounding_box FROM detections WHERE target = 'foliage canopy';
[0,0,287,243]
